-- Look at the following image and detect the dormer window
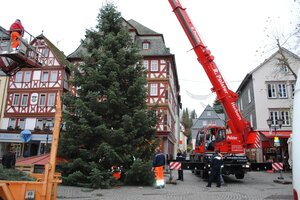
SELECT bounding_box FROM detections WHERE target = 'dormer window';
[142,41,150,50]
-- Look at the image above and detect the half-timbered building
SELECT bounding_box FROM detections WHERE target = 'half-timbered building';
[0,34,70,158]
[68,19,181,157]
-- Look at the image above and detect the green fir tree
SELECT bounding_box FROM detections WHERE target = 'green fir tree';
[59,2,157,188]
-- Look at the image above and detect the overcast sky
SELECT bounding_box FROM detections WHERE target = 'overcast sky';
[1,0,298,116]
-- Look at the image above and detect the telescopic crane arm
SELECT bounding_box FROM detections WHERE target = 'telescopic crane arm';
[168,0,252,141]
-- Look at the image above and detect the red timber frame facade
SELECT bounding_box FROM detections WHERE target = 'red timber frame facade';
[145,55,180,157]
[0,35,70,158]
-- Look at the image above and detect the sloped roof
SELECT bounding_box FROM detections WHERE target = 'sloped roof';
[16,154,67,166]
[192,104,225,129]
[236,48,300,93]
[127,19,159,35]
[35,34,70,68]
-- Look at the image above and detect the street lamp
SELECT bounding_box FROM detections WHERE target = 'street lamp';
[267,117,283,162]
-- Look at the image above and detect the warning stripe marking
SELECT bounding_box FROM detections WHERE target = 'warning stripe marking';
[170,162,182,170]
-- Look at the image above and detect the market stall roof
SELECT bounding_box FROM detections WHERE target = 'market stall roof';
[260,131,292,139]
[16,154,67,166]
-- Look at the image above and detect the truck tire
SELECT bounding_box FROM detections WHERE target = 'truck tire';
[235,173,244,179]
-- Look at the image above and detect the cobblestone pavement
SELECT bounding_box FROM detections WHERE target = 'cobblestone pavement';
[57,171,293,200]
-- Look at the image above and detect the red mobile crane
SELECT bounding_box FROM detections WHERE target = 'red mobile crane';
[168,0,271,179]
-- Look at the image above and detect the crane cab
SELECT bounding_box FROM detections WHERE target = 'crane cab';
[0,26,42,75]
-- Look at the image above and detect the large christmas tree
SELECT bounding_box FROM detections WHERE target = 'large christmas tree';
[59,3,158,188]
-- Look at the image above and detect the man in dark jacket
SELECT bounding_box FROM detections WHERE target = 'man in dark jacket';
[153,148,165,188]
[176,151,185,181]
[2,147,16,169]
[206,149,223,187]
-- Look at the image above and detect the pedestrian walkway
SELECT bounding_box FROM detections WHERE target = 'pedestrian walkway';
[57,171,293,200]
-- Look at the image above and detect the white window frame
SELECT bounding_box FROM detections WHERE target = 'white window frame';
[47,93,55,106]
[15,72,23,83]
[248,89,251,103]
[39,94,46,106]
[21,94,29,106]
[143,60,148,70]
[13,94,20,106]
[36,119,43,129]
[278,83,287,98]
[8,118,16,129]
[142,42,149,50]
[41,71,49,82]
[150,83,158,96]
[291,83,295,98]
[50,71,58,82]
[24,71,31,82]
[280,111,290,126]
[19,119,25,129]
[150,60,158,72]
[267,83,276,98]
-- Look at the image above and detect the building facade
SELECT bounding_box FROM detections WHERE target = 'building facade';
[0,35,70,158]
[68,19,181,158]
[236,48,299,163]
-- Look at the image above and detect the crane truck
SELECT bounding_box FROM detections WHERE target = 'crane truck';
[168,0,272,179]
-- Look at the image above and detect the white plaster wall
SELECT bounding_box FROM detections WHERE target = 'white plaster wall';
[252,52,300,130]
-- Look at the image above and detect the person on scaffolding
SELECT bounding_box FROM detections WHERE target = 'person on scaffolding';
[9,19,24,51]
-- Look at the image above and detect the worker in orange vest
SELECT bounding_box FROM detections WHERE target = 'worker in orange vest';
[9,19,24,51]
[152,148,165,188]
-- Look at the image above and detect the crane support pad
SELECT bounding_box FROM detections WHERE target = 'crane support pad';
[168,160,205,170]
[250,162,272,171]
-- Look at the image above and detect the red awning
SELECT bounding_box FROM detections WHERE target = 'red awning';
[260,131,291,138]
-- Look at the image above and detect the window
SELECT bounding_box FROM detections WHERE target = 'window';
[142,42,149,50]
[202,121,207,126]
[240,99,243,110]
[280,66,289,73]
[280,111,290,126]
[43,48,49,57]
[48,93,55,106]
[41,72,49,82]
[207,111,211,116]
[267,83,276,98]
[270,110,290,126]
[150,83,158,96]
[291,83,295,98]
[249,114,253,127]
[36,119,43,129]
[150,60,158,72]
[8,118,16,129]
[19,119,25,129]
[13,94,20,106]
[270,111,279,125]
[50,71,58,82]
[24,71,31,82]
[39,94,46,106]
[143,60,148,70]
[21,94,29,106]
[15,72,23,82]
[248,89,251,103]
[278,83,287,98]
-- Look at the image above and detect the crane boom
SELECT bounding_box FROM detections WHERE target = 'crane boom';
[168,0,251,141]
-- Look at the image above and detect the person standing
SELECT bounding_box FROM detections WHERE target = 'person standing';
[1,147,16,169]
[153,148,165,188]
[176,151,185,181]
[206,149,223,188]
[9,19,25,51]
